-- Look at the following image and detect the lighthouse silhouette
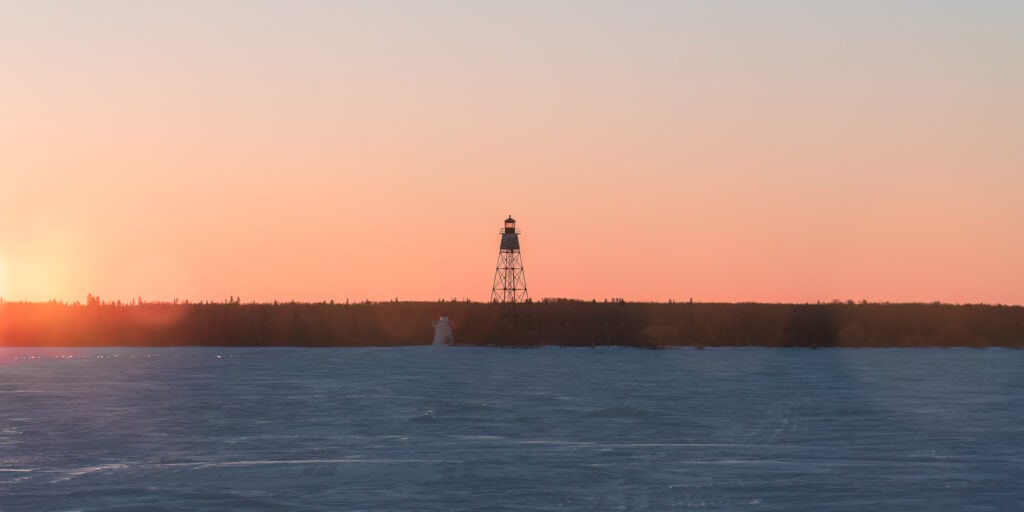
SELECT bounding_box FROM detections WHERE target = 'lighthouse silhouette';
[491,215,529,308]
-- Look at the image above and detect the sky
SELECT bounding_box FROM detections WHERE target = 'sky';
[1,1,1022,304]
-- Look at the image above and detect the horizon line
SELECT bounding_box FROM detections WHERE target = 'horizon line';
[2,298,1021,308]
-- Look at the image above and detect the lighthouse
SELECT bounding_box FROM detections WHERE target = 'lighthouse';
[491,215,529,306]
[432,315,454,346]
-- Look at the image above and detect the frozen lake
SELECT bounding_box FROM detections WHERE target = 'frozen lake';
[1,346,1021,510]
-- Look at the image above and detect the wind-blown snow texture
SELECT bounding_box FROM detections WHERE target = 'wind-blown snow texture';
[1,347,1021,511]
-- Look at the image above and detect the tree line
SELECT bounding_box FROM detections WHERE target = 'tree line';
[1,300,1022,348]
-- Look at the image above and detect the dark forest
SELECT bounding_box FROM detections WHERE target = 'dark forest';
[2,300,1023,348]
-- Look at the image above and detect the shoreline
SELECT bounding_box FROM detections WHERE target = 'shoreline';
[2,301,1023,348]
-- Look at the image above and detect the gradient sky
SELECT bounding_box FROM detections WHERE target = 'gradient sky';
[1,1,1022,304]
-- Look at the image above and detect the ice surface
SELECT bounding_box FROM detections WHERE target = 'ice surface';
[0,346,1022,510]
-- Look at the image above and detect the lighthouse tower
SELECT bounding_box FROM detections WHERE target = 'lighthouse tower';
[491,215,529,305]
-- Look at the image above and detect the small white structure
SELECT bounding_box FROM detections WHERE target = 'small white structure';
[432,315,454,346]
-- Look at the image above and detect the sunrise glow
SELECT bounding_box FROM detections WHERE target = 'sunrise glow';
[2,2,1022,305]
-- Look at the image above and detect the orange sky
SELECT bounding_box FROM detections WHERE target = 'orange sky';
[2,2,1023,304]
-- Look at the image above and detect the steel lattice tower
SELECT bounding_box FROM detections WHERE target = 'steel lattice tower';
[491,215,529,306]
